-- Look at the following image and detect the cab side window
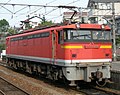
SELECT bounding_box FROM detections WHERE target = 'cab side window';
[58,31,63,44]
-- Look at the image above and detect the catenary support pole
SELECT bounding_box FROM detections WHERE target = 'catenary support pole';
[112,1,117,61]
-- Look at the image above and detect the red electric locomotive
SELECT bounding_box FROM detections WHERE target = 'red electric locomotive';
[6,23,112,86]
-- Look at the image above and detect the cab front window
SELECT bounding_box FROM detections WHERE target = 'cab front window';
[64,29,111,42]
[93,30,110,40]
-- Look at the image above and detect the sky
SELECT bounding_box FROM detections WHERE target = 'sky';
[0,0,89,27]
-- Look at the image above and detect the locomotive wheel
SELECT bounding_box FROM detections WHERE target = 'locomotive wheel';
[96,79,107,87]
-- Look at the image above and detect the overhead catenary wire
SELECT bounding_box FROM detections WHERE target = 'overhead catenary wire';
[0,0,84,26]
[28,0,58,15]
[0,0,80,15]
[0,0,11,9]
[29,0,81,17]
[9,0,80,19]
[46,7,76,22]
[7,0,59,22]
[8,0,59,20]
[42,0,81,21]
[14,6,28,14]
[0,3,64,7]
[66,0,80,5]
[1,6,13,14]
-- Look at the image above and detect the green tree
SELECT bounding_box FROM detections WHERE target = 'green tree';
[40,20,54,26]
[39,16,54,27]
[0,19,9,27]
[116,36,120,46]
[26,23,32,30]
[7,27,17,36]
[0,19,9,33]
[0,19,9,52]
[0,44,5,52]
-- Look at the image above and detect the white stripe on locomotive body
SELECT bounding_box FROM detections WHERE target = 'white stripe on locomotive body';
[56,59,112,63]
[6,54,112,66]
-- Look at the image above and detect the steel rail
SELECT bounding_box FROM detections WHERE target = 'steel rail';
[93,86,120,95]
[0,90,6,95]
[0,76,30,95]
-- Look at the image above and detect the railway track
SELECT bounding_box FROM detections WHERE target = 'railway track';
[0,61,120,95]
[47,78,120,95]
[93,86,120,95]
[79,86,120,95]
[0,89,6,95]
[74,82,120,95]
[79,88,109,95]
[0,76,30,95]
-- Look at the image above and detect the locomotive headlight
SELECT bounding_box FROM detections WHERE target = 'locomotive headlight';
[75,23,80,29]
[101,24,105,29]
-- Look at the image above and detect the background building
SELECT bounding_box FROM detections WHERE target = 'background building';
[87,0,120,25]
[63,12,88,23]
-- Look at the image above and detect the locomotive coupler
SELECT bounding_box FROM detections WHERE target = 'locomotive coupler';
[96,70,103,80]
[91,69,103,81]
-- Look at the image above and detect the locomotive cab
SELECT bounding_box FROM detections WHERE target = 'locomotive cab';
[56,24,112,86]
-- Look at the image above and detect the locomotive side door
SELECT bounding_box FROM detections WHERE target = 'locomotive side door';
[6,38,10,54]
[51,30,56,64]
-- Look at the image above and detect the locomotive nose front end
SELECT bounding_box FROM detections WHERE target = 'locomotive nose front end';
[62,60,111,86]
[83,62,111,82]
[60,24,112,86]
[61,43,112,84]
